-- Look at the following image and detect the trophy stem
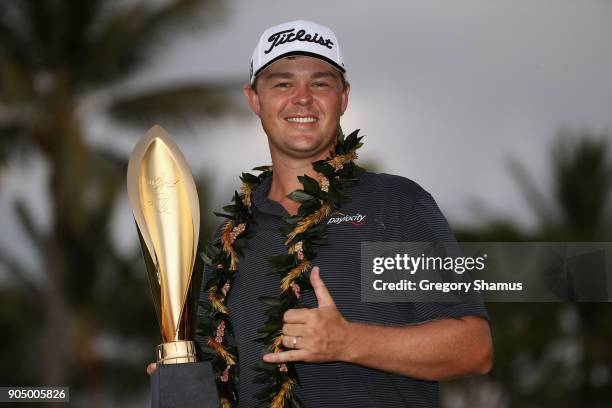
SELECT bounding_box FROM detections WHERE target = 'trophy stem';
[156,340,197,364]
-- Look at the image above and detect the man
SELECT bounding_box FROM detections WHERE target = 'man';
[150,20,492,407]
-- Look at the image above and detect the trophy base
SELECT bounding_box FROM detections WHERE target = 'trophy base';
[151,361,220,408]
[156,340,197,364]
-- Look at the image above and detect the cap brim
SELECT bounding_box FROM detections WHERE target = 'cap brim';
[251,51,346,84]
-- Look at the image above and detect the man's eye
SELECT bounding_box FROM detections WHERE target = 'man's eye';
[312,82,330,87]
[274,82,290,88]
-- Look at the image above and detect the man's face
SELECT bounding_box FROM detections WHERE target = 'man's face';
[244,56,350,160]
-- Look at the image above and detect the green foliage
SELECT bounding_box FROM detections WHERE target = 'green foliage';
[448,131,612,407]
[0,0,235,404]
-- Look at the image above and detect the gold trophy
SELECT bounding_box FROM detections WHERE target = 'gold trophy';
[127,125,219,407]
[127,124,199,364]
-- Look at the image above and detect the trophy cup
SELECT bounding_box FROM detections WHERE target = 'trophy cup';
[127,125,219,408]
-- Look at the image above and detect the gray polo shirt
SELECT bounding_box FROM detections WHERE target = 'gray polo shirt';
[197,171,488,407]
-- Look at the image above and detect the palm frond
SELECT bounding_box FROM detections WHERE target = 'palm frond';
[507,156,558,228]
[0,121,28,167]
[80,0,224,86]
[0,245,42,298]
[552,132,611,236]
[0,1,40,68]
[0,60,36,104]
[107,81,246,126]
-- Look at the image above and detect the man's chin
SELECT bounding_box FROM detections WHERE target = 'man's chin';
[283,136,320,152]
[281,142,336,160]
[268,130,336,160]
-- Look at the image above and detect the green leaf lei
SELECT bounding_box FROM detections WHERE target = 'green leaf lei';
[197,129,364,408]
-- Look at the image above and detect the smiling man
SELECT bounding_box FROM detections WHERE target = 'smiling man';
[244,54,349,216]
[194,20,493,407]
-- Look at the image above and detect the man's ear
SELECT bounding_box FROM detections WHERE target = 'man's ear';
[243,84,261,117]
[340,81,350,115]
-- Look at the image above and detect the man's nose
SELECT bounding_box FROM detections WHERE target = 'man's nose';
[291,84,313,105]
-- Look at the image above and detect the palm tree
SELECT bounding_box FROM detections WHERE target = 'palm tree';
[0,1,242,405]
[446,131,612,407]
[509,130,612,240]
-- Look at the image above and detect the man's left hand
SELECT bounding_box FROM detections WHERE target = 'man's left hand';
[263,266,351,364]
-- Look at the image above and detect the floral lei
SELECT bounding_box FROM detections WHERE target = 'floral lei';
[196,129,363,408]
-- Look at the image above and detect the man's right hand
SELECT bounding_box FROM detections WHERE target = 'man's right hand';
[146,363,157,375]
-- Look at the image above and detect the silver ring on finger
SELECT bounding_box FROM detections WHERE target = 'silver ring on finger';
[291,336,298,349]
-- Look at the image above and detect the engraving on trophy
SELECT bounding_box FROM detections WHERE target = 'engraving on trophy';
[145,175,180,214]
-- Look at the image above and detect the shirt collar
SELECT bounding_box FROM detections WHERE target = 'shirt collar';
[252,174,288,217]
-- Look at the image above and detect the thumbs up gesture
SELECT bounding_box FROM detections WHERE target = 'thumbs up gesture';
[263,266,352,364]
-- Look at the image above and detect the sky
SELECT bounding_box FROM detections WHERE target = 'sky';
[126,0,612,228]
[1,0,612,273]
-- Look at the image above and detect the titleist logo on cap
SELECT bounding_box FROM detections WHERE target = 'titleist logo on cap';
[265,28,334,54]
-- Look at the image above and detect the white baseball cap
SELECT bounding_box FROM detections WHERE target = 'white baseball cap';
[249,20,346,85]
